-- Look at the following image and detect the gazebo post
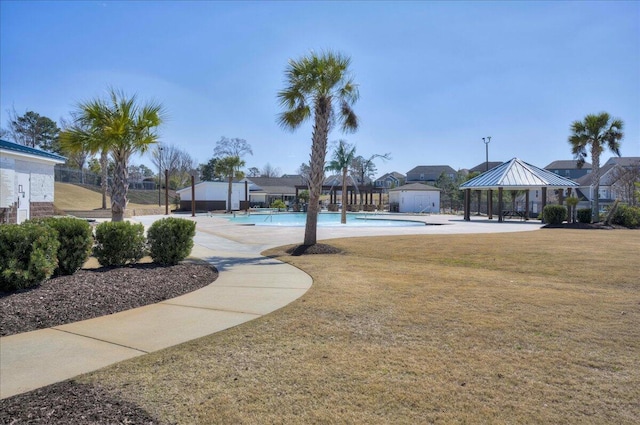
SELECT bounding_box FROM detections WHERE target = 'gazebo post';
[477,190,482,215]
[525,190,530,220]
[464,189,471,221]
[488,189,493,219]
[498,187,504,222]
[541,187,547,222]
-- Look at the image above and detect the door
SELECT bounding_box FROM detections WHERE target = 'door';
[16,173,30,223]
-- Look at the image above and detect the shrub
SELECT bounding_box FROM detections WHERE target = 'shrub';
[33,217,93,276]
[271,199,287,211]
[0,223,60,291]
[611,204,640,229]
[147,217,196,265]
[577,208,592,224]
[94,221,146,267]
[542,205,567,225]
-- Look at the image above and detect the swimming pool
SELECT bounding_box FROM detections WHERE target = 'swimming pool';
[227,212,426,227]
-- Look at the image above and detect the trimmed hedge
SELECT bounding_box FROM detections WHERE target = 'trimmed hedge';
[542,205,567,225]
[147,217,196,265]
[94,221,147,267]
[577,208,592,224]
[0,223,60,291]
[611,204,640,228]
[32,217,93,276]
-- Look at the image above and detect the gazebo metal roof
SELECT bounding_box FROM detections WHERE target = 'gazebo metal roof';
[460,158,579,190]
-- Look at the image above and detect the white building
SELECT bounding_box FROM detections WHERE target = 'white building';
[176,181,246,212]
[1,139,66,223]
[389,183,441,213]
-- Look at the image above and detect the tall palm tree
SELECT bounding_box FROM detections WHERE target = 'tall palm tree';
[277,50,359,246]
[60,88,165,221]
[569,112,624,222]
[326,140,356,224]
[214,155,245,213]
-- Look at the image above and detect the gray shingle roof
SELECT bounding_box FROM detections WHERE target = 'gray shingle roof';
[460,158,579,190]
[544,160,591,170]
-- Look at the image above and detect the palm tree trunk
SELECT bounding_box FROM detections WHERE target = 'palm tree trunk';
[304,98,330,246]
[100,150,108,210]
[591,144,602,223]
[111,152,129,222]
[341,167,348,224]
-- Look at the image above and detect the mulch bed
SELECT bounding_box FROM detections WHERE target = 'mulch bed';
[0,262,217,424]
[542,222,619,229]
[1,262,218,337]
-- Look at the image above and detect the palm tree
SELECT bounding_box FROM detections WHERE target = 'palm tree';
[215,155,245,213]
[277,50,359,245]
[60,88,165,221]
[569,112,624,222]
[326,140,356,224]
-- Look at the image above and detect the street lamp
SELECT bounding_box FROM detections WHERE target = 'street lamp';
[158,146,163,206]
[482,136,491,171]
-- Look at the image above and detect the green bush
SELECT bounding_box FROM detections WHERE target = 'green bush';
[147,217,196,265]
[577,208,592,224]
[611,204,640,229]
[542,205,567,225]
[0,223,60,291]
[93,221,146,267]
[33,217,93,276]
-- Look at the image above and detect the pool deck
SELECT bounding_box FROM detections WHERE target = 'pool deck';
[0,213,543,399]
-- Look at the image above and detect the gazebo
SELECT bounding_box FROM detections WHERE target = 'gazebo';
[460,158,579,222]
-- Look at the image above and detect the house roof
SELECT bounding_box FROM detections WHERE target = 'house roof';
[604,157,640,167]
[460,158,579,190]
[406,165,456,179]
[468,161,503,173]
[375,171,405,181]
[0,139,66,163]
[544,160,592,170]
[389,182,440,192]
[575,164,618,186]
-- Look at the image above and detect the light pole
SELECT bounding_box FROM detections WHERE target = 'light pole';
[158,146,163,206]
[483,137,492,219]
[483,136,491,171]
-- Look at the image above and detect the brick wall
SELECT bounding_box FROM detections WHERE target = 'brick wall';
[29,202,55,219]
[0,203,18,224]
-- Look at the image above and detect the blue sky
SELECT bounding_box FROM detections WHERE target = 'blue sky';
[1,1,638,177]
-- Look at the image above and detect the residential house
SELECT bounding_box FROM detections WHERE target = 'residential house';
[544,160,592,180]
[374,172,405,189]
[575,157,640,208]
[405,165,456,185]
[0,139,66,223]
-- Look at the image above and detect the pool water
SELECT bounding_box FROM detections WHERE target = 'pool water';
[228,212,425,227]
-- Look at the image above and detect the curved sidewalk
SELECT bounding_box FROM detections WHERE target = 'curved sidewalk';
[0,213,541,399]
[0,215,313,399]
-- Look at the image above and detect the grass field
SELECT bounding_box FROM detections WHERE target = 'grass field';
[54,182,176,212]
[82,229,639,424]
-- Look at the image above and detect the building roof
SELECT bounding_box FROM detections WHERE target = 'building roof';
[375,171,405,181]
[0,139,66,163]
[245,176,306,195]
[406,165,456,179]
[544,160,592,170]
[575,164,618,186]
[468,161,503,173]
[604,157,640,167]
[460,158,579,190]
[389,182,440,192]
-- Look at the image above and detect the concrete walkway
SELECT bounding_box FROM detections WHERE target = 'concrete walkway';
[0,213,542,399]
